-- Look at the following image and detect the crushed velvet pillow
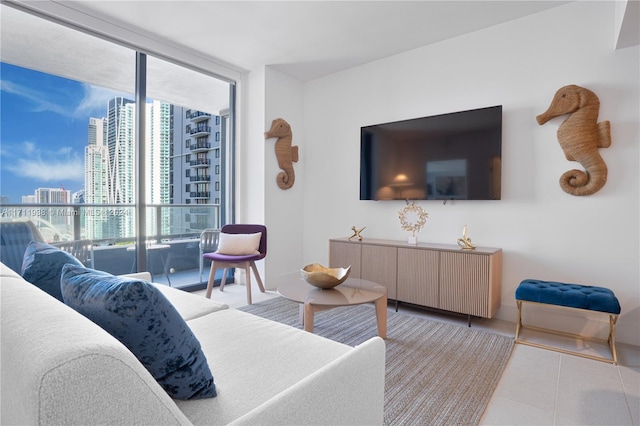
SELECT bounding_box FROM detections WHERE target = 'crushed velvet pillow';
[21,241,83,302]
[60,264,216,400]
[216,232,261,255]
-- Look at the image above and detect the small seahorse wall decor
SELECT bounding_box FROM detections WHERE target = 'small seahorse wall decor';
[265,118,298,190]
[536,84,611,196]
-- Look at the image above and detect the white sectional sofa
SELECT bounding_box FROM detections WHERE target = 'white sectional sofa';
[0,262,385,425]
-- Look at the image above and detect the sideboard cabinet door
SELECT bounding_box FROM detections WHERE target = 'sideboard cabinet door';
[361,245,397,300]
[397,248,439,308]
[439,251,491,317]
[329,240,362,278]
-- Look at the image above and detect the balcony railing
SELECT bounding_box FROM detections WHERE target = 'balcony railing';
[0,202,222,289]
[187,111,211,122]
[189,142,211,151]
[189,126,211,136]
[190,191,211,198]
[190,175,211,182]
[0,202,219,242]
[190,159,211,167]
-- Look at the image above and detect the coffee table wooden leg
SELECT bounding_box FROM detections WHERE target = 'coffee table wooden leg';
[375,295,387,339]
[303,302,315,333]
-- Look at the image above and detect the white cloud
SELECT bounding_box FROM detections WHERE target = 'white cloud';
[3,142,84,182]
[1,79,126,119]
[0,80,69,116]
[74,84,129,118]
[24,141,36,154]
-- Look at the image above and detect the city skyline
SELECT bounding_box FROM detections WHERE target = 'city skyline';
[0,62,129,203]
[1,61,222,241]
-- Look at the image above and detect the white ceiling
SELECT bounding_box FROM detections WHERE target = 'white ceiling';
[7,0,577,82]
[3,0,636,114]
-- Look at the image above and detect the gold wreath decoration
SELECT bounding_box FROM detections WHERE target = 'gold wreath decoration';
[398,202,428,236]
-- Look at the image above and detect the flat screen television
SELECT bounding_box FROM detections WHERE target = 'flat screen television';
[360,105,502,201]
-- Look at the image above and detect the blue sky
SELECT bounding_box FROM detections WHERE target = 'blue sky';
[0,62,125,203]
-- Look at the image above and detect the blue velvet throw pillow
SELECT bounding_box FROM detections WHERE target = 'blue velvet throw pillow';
[60,264,217,400]
[21,241,83,302]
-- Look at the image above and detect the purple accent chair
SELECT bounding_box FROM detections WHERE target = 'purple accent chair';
[203,224,267,304]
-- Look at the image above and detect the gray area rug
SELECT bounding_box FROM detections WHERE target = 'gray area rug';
[239,297,513,425]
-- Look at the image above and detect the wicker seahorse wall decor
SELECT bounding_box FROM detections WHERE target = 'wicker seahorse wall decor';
[265,118,298,190]
[536,84,611,196]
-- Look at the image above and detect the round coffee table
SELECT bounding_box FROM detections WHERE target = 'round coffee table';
[277,274,387,338]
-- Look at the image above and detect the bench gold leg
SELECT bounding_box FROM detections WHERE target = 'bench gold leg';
[514,301,618,365]
[514,300,523,342]
[608,315,618,365]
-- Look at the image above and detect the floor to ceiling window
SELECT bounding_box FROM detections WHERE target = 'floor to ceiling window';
[0,4,235,290]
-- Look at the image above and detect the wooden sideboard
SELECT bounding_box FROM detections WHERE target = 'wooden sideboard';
[329,238,502,323]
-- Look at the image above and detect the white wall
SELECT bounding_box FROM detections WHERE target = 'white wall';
[263,68,305,288]
[240,67,305,290]
[235,68,267,284]
[296,2,639,345]
[239,68,266,226]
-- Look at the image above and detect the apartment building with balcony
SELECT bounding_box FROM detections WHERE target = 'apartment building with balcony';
[170,107,222,234]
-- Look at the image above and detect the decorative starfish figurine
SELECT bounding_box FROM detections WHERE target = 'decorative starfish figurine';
[348,226,366,241]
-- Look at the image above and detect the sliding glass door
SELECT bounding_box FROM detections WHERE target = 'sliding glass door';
[0,4,234,289]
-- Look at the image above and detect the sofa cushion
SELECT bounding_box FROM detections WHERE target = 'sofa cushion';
[60,264,217,400]
[153,282,229,321]
[119,272,229,320]
[176,309,354,424]
[216,232,261,255]
[21,241,83,301]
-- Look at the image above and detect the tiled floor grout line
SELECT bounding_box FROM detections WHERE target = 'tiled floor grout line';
[618,364,637,425]
[552,354,563,425]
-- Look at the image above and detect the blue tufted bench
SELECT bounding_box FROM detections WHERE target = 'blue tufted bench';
[515,279,621,364]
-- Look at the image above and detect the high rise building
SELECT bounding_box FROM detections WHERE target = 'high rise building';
[35,187,70,204]
[107,97,135,204]
[82,97,221,241]
[85,117,109,239]
[147,100,172,236]
[28,187,72,241]
[106,97,135,239]
[170,107,222,233]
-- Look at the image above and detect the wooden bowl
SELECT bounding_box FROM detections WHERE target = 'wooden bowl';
[301,263,351,289]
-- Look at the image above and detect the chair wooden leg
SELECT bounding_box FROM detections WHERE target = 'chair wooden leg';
[244,263,252,305]
[205,265,217,299]
[219,266,228,292]
[250,261,266,293]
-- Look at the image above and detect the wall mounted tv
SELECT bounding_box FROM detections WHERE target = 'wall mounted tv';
[360,105,502,201]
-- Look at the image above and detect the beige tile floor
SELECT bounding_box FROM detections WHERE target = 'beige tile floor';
[197,282,640,426]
